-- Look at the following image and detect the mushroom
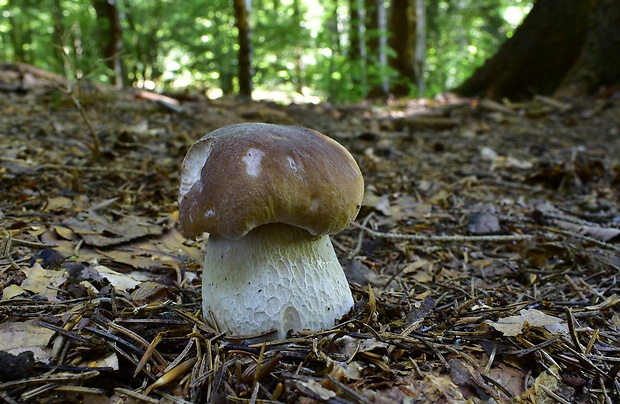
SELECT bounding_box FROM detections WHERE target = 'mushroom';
[178,123,364,340]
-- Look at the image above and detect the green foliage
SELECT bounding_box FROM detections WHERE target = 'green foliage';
[0,0,531,102]
[425,0,532,95]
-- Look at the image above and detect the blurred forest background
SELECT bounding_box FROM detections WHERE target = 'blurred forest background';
[1,0,619,103]
[2,0,534,102]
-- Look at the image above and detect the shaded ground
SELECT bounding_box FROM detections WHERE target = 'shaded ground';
[1,66,620,403]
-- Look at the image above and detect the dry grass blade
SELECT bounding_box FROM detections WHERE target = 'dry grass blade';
[0,371,99,390]
[144,357,198,396]
[107,321,168,367]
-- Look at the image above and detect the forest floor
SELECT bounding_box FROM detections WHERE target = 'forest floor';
[1,64,620,403]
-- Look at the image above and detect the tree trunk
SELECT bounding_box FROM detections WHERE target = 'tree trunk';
[92,0,125,89]
[51,0,71,78]
[292,0,304,94]
[364,0,381,97]
[455,0,596,101]
[234,0,253,98]
[414,0,425,93]
[376,0,389,95]
[348,0,367,93]
[555,0,620,97]
[7,0,32,63]
[211,6,234,95]
[389,0,417,96]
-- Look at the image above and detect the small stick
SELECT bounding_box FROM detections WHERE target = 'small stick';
[352,222,536,242]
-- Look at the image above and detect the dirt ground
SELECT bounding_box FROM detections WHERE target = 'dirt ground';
[1,65,620,403]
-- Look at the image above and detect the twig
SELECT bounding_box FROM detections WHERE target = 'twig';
[0,228,19,270]
[565,308,584,354]
[349,213,374,259]
[352,222,538,242]
[69,88,101,156]
[0,371,99,390]
[106,321,168,367]
[324,374,373,404]
[114,388,159,404]
[538,384,571,404]
[547,227,620,252]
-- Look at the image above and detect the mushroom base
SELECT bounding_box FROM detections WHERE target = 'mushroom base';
[201,223,354,340]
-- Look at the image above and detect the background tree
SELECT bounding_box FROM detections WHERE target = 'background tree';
[234,0,253,97]
[0,0,532,102]
[414,0,425,93]
[455,0,620,100]
[92,0,124,88]
[389,0,416,96]
[555,0,620,98]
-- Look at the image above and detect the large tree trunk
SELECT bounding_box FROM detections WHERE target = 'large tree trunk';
[555,0,620,98]
[234,0,253,98]
[92,0,124,89]
[455,0,596,101]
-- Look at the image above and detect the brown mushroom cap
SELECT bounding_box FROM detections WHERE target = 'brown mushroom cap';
[178,123,364,240]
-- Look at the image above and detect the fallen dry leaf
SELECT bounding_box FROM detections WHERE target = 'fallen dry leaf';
[555,219,620,242]
[0,319,55,360]
[95,265,153,292]
[64,211,164,247]
[1,284,27,300]
[487,309,563,337]
[297,379,337,400]
[20,262,67,301]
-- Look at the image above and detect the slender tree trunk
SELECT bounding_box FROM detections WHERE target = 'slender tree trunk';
[389,0,416,96]
[92,0,125,88]
[348,0,367,94]
[234,0,253,98]
[211,6,234,95]
[326,4,341,99]
[7,0,29,63]
[455,0,596,100]
[414,0,425,93]
[364,0,380,96]
[51,0,71,78]
[376,0,389,95]
[292,0,304,94]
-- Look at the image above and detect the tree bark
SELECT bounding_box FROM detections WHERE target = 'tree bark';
[7,0,33,63]
[414,0,425,93]
[92,0,125,88]
[376,0,389,95]
[455,0,596,101]
[234,0,253,98]
[389,0,417,96]
[348,0,367,92]
[555,0,620,97]
[365,0,389,97]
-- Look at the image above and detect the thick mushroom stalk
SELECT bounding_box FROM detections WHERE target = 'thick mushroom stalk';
[203,223,354,339]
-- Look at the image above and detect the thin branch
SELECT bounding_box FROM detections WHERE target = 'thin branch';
[351,222,541,242]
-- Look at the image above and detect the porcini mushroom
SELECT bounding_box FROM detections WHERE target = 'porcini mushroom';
[178,123,363,340]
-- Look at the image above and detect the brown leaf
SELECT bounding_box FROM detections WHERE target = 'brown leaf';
[555,219,620,241]
[21,262,67,301]
[64,212,164,247]
[487,309,563,337]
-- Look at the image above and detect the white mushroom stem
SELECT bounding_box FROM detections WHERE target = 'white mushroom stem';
[201,223,354,340]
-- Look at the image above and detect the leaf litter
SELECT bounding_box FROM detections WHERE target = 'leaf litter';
[1,70,620,402]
